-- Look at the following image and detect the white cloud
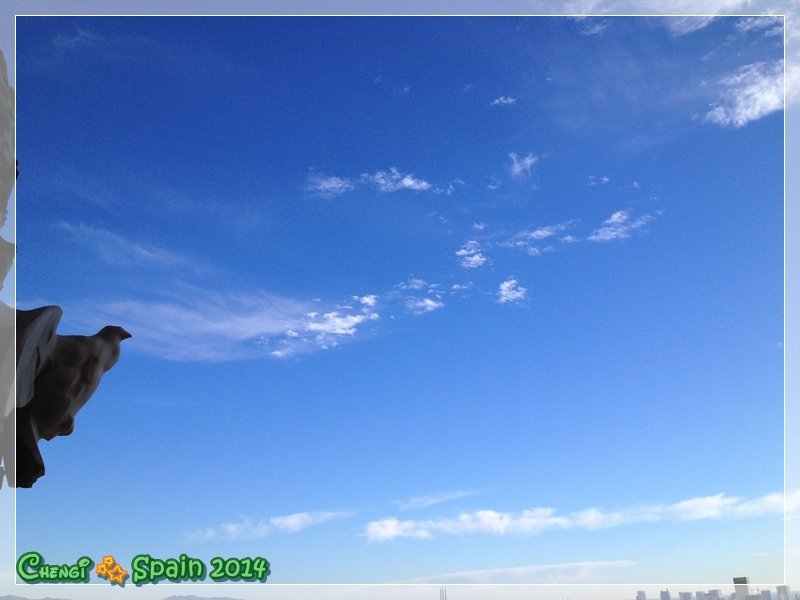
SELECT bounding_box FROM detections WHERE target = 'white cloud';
[306,310,378,336]
[508,152,538,179]
[706,60,784,128]
[486,175,503,190]
[399,276,429,291]
[70,286,383,362]
[498,278,527,303]
[354,294,378,307]
[587,174,611,186]
[403,560,635,584]
[306,174,354,197]
[406,297,445,315]
[522,222,573,240]
[363,167,432,192]
[366,518,432,541]
[59,222,198,269]
[461,253,488,268]
[587,209,656,242]
[190,511,352,541]
[270,511,353,533]
[366,490,798,542]
[577,19,611,36]
[491,95,517,105]
[473,221,488,230]
[455,240,481,254]
[398,490,475,511]
[736,16,783,36]
[456,240,490,268]
[661,16,717,36]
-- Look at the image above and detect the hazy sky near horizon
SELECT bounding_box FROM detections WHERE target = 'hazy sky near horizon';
[12,14,787,586]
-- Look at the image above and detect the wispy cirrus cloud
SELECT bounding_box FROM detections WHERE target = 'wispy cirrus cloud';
[706,60,785,128]
[306,174,355,197]
[491,95,517,106]
[736,15,784,36]
[362,167,432,192]
[366,490,800,542]
[586,209,658,242]
[520,220,576,241]
[661,16,717,36]
[305,167,439,196]
[402,559,635,584]
[59,222,201,270]
[507,152,538,179]
[575,18,611,36]
[189,510,353,542]
[397,490,476,511]
[69,287,381,362]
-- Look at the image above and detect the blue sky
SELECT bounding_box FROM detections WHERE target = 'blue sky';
[9,13,791,590]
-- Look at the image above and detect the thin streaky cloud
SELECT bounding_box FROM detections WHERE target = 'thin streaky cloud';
[306,174,354,197]
[362,167,432,192]
[490,95,517,106]
[706,60,784,128]
[401,559,635,584]
[576,19,611,36]
[270,510,355,533]
[69,287,381,362]
[586,209,658,242]
[661,16,717,36]
[398,490,476,511]
[188,510,353,541]
[365,490,799,542]
[736,16,783,36]
[59,222,199,270]
[521,221,575,240]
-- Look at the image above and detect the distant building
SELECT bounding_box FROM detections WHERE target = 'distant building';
[662,590,672,600]
[697,592,707,600]
[734,576,752,600]
[638,590,647,600]
[776,586,790,600]
[762,590,773,600]
[680,592,693,600]
[708,590,723,600]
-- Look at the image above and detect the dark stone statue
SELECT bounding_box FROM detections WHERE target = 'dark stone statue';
[0,50,132,488]
[11,307,130,487]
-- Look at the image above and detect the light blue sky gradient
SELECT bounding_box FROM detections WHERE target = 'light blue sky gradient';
[1,4,797,599]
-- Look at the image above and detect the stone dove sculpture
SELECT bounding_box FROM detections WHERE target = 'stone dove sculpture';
[11,307,131,487]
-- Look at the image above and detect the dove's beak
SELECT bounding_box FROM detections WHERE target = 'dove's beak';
[120,328,132,340]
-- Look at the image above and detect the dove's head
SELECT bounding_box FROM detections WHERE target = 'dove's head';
[98,325,132,341]
[97,326,132,369]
